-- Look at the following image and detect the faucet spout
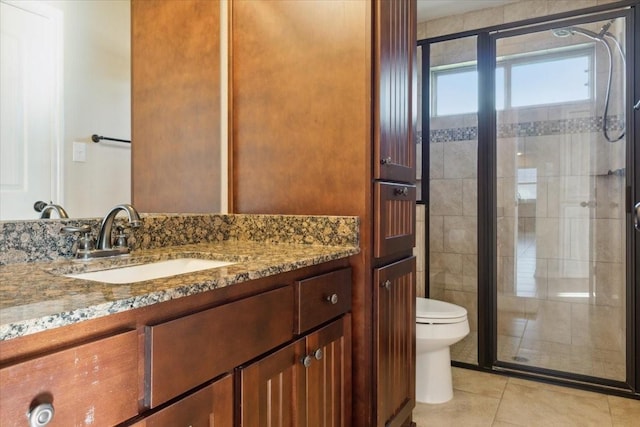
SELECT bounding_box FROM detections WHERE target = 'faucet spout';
[96,204,141,250]
[39,204,69,219]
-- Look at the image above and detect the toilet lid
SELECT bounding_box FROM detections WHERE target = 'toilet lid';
[416,298,467,323]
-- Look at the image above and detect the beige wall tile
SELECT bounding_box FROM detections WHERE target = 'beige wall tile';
[443,140,477,179]
[430,179,462,215]
[548,0,597,14]
[430,215,444,252]
[463,5,504,30]
[504,0,549,22]
[424,15,464,38]
[443,216,478,254]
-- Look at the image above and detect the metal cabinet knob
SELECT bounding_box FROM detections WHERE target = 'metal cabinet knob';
[380,157,392,165]
[28,403,54,427]
[313,349,323,361]
[302,355,312,368]
[382,280,391,290]
[325,293,339,305]
[393,187,409,197]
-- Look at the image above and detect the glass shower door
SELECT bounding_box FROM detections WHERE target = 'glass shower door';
[494,16,628,381]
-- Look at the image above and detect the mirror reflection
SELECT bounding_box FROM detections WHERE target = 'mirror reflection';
[0,0,130,220]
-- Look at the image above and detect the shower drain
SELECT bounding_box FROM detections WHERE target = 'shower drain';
[512,356,530,363]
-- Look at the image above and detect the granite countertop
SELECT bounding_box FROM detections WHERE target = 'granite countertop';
[0,239,359,342]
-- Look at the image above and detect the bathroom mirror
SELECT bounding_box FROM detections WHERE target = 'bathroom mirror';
[0,0,131,220]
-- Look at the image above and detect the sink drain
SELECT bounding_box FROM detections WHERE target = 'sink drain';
[512,356,530,362]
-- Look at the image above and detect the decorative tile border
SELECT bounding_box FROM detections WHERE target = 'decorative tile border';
[421,115,625,143]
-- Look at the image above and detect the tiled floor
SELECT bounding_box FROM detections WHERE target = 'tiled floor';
[413,367,640,426]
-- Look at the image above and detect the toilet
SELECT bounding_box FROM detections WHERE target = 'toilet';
[415,297,469,404]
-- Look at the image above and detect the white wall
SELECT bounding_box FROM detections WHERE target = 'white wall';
[49,0,130,218]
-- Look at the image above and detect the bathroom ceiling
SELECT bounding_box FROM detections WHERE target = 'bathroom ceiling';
[417,0,521,22]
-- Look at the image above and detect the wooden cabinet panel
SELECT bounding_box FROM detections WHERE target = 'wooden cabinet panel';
[0,330,138,427]
[146,286,293,408]
[239,338,305,427]
[294,268,352,334]
[132,0,221,212]
[374,182,416,259]
[374,256,416,427]
[130,374,233,427]
[374,0,417,183]
[305,315,351,427]
[239,317,351,427]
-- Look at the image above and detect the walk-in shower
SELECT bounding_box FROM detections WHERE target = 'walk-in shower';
[419,5,637,394]
[552,19,626,142]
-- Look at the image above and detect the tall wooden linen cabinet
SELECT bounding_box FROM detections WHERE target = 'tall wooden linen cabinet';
[232,1,417,426]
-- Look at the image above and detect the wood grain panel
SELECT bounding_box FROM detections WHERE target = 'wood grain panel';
[132,0,221,212]
[374,256,416,427]
[294,268,352,334]
[0,330,138,427]
[306,316,352,427]
[146,286,293,408]
[130,374,233,426]
[374,182,416,258]
[239,339,305,427]
[374,0,416,183]
[231,0,371,216]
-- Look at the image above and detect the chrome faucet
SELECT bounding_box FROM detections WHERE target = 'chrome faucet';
[96,204,141,250]
[35,201,69,219]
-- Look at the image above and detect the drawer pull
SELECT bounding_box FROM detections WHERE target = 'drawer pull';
[382,280,391,290]
[28,403,54,427]
[393,187,409,197]
[313,349,323,361]
[325,293,339,305]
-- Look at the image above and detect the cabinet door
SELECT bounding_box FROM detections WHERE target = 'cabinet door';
[130,374,233,427]
[374,257,416,427]
[306,315,351,427]
[374,0,416,183]
[239,339,306,427]
[374,182,416,259]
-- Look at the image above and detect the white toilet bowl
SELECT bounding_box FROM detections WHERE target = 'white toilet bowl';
[415,297,469,404]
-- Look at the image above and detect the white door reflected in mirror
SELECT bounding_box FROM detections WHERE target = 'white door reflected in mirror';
[0,1,62,220]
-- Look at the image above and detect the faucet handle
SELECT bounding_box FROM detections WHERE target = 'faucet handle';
[61,225,92,235]
[113,225,129,248]
[61,225,96,254]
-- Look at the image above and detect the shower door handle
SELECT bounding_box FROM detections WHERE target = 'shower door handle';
[634,99,640,111]
[635,202,640,232]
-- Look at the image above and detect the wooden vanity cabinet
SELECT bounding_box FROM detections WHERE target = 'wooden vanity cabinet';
[239,268,352,426]
[239,315,351,427]
[374,257,416,427]
[0,330,138,427]
[231,1,416,425]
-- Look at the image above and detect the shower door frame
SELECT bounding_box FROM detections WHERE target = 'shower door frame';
[419,0,640,397]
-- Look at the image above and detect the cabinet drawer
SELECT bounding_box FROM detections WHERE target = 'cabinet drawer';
[146,286,293,407]
[131,375,233,426]
[374,182,416,259]
[294,268,351,334]
[0,330,138,427]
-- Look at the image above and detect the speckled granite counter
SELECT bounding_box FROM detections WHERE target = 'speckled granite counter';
[0,214,360,341]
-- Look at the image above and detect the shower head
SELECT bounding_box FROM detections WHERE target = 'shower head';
[552,28,573,38]
[551,26,601,40]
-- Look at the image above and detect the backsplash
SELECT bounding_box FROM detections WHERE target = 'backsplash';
[0,214,360,265]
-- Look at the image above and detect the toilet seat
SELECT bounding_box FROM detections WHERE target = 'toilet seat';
[416,298,467,324]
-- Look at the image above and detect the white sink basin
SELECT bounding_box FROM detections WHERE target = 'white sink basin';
[66,258,236,284]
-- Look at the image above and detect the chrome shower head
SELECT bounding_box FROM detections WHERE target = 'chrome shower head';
[552,28,573,38]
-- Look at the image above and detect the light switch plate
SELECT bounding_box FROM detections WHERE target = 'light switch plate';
[72,141,86,162]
